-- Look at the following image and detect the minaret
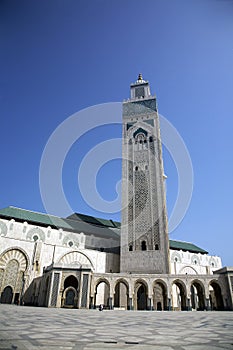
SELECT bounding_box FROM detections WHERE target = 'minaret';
[121,74,170,274]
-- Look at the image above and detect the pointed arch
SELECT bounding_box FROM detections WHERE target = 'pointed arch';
[134,279,148,310]
[114,278,129,310]
[209,279,224,310]
[153,279,168,310]
[171,279,187,311]
[26,227,45,242]
[0,247,29,272]
[58,251,94,271]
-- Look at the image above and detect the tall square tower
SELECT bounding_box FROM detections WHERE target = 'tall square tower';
[121,74,170,274]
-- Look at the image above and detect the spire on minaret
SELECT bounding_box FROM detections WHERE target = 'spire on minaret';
[130,73,151,98]
[136,73,146,84]
[138,73,143,80]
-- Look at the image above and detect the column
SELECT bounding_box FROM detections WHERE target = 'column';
[108,297,113,310]
[205,298,211,311]
[128,297,133,310]
[147,297,152,311]
[167,298,171,311]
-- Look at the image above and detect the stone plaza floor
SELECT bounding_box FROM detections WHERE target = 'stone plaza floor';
[0,305,232,350]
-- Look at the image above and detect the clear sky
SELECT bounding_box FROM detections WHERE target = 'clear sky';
[1,0,233,266]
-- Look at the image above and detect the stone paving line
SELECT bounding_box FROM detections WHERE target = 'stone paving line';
[0,305,233,349]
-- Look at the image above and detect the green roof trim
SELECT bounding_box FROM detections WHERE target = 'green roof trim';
[0,206,208,253]
[169,239,208,254]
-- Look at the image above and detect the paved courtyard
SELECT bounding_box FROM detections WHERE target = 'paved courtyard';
[0,305,232,350]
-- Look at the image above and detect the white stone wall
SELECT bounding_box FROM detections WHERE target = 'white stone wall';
[169,249,222,275]
[0,218,119,285]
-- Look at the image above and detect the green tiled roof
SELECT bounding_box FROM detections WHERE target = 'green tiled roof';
[0,206,208,253]
[67,213,120,228]
[0,206,70,228]
[0,206,119,239]
[169,239,208,254]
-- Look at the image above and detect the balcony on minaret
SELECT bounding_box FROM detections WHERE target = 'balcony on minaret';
[130,74,151,100]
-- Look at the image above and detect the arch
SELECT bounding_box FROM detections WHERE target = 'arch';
[141,240,147,251]
[133,128,148,138]
[153,279,168,311]
[1,286,13,304]
[209,280,224,311]
[170,251,181,263]
[62,233,80,248]
[190,279,206,310]
[62,286,78,308]
[0,247,29,272]
[95,277,110,290]
[134,279,148,310]
[62,275,79,308]
[191,255,200,265]
[64,275,79,290]
[65,288,76,306]
[94,279,110,309]
[114,278,129,310]
[171,279,187,311]
[179,266,198,275]
[26,227,45,242]
[127,121,154,140]
[209,257,217,268]
[58,251,94,271]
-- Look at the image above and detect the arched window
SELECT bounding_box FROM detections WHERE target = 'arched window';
[155,244,159,250]
[129,245,133,251]
[64,275,78,290]
[141,241,147,251]
[33,235,39,242]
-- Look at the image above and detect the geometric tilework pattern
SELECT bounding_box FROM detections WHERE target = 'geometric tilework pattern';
[50,273,60,307]
[81,274,89,308]
[0,249,27,271]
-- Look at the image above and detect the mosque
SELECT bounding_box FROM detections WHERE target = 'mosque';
[0,75,232,311]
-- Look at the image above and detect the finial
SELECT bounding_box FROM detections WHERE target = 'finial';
[138,73,143,81]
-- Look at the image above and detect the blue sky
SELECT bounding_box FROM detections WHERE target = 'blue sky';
[0,0,233,265]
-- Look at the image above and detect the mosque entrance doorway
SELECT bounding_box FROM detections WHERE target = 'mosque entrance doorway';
[62,275,79,308]
[135,281,147,310]
[153,281,167,311]
[1,286,13,304]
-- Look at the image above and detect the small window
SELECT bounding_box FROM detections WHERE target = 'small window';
[141,241,147,251]
[155,244,159,250]
[33,235,39,242]
[68,241,74,247]
[149,136,153,142]
[174,257,178,262]
[129,245,133,251]
[145,165,148,170]
[135,166,138,171]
